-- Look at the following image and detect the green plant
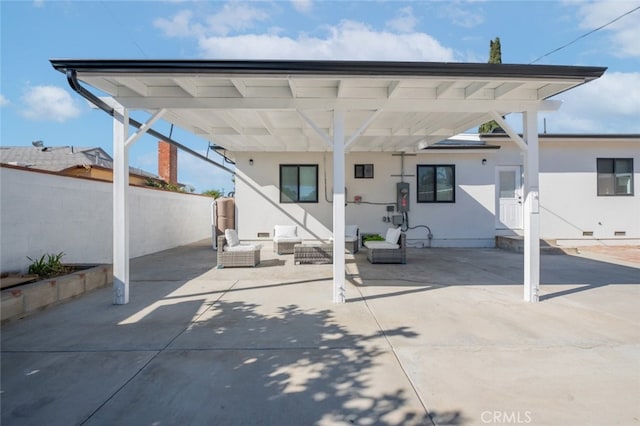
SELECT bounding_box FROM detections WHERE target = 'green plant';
[145,178,192,193]
[144,178,164,188]
[201,189,223,198]
[27,252,68,278]
[363,234,384,242]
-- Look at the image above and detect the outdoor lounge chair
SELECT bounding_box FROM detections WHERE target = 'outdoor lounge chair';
[345,225,359,254]
[216,229,261,268]
[364,227,406,264]
[329,224,359,253]
[273,225,302,254]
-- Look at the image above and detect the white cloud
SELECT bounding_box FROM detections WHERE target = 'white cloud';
[154,10,203,38]
[155,5,454,61]
[548,72,640,133]
[205,2,269,36]
[0,94,9,107]
[386,6,418,33]
[291,0,313,14]
[198,20,455,61]
[575,1,640,58]
[20,85,82,122]
[440,1,484,28]
[154,3,269,38]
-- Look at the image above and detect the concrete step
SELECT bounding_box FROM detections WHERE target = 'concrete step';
[495,236,578,255]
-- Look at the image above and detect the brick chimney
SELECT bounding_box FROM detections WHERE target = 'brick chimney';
[158,141,177,185]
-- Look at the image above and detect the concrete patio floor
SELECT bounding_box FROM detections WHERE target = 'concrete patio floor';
[1,241,639,426]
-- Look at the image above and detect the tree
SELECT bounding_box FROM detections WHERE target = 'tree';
[479,37,503,134]
[489,37,502,64]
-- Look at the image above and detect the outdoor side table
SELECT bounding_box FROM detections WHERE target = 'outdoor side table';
[294,243,333,264]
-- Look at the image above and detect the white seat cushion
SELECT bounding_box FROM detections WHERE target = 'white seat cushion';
[345,225,358,238]
[273,236,302,243]
[364,241,399,249]
[345,236,358,243]
[224,229,240,247]
[274,225,297,238]
[224,244,261,252]
[385,227,402,245]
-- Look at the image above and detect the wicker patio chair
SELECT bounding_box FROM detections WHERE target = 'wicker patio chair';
[329,225,359,254]
[345,225,359,254]
[365,231,406,264]
[273,225,302,254]
[216,233,261,268]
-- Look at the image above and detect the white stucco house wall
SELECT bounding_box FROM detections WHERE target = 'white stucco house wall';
[234,134,639,247]
[486,134,639,245]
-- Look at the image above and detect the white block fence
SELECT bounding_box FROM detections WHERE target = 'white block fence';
[1,166,213,273]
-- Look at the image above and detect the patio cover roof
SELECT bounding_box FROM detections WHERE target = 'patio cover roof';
[50,59,606,305]
[51,60,606,153]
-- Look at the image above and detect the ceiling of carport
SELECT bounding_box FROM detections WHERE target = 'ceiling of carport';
[51,60,606,153]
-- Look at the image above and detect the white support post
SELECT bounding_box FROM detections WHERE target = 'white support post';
[332,109,346,303]
[113,107,130,305]
[523,111,540,302]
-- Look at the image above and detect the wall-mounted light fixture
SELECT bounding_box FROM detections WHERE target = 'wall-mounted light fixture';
[482,158,487,165]
[249,158,254,166]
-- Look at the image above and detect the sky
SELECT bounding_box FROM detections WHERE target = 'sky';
[1,0,639,194]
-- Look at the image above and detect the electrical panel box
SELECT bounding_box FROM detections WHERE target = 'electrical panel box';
[392,215,404,226]
[396,182,410,212]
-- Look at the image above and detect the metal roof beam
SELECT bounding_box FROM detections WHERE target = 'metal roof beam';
[231,79,248,97]
[124,108,166,148]
[489,111,527,151]
[114,97,564,112]
[297,110,332,147]
[172,77,198,97]
[345,110,382,149]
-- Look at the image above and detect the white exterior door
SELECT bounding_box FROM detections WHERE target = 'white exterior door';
[496,166,523,229]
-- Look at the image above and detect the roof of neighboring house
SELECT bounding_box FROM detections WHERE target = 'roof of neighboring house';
[423,132,640,151]
[0,146,158,178]
[0,146,112,171]
[424,133,500,150]
[481,133,640,143]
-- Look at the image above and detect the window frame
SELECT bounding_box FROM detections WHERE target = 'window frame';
[354,164,374,179]
[279,164,319,203]
[416,164,456,203]
[597,158,634,197]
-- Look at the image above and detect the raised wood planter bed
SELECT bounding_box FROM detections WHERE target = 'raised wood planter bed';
[0,274,40,290]
[1,264,113,323]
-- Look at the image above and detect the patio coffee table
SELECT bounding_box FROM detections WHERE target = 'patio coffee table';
[294,243,333,264]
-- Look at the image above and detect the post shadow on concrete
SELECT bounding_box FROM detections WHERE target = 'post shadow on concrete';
[85,300,465,425]
[348,247,639,302]
[6,240,635,425]
[1,280,466,425]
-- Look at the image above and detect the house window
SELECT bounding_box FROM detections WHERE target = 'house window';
[597,158,634,196]
[280,164,318,203]
[417,165,455,203]
[354,164,374,179]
